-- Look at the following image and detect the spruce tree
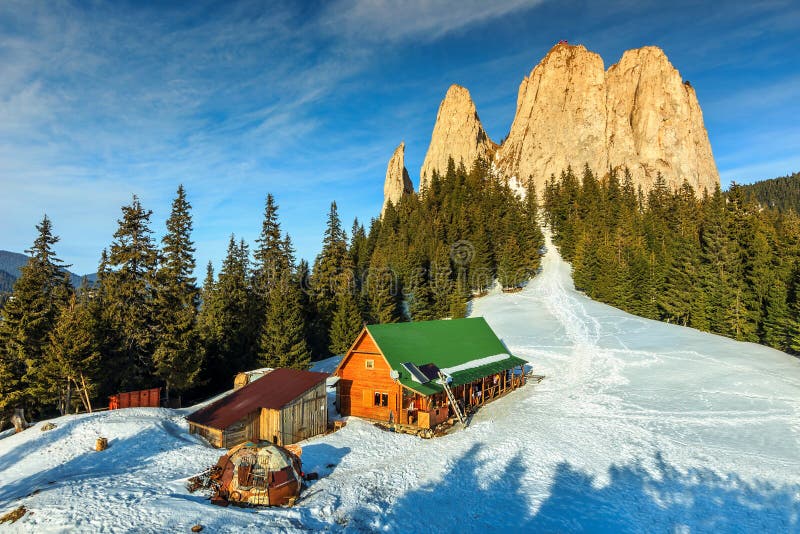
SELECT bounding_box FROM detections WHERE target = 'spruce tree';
[407,258,435,321]
[201,237,259,386]
[0,215,72,417]
[787,264,800,354]
[258,272,311,370]
[42,294,100,414]
[521,179,545,272]
[429,244,453,318]
[447,275,469,318]
[311,202,352,354]
[497,235,525,290]
[254,194,290,295]
[153,186,202,403]
[467,226,494,295]
[365,250,399,324]
[102,196,160,389]
[329,288,363,355]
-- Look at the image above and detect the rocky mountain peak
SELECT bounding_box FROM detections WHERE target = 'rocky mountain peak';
[604,46,719,193]
[493,43,719,194]
[495,43,607,193]
[419,84,496,190]
[382,141,414,216]
[403,43,719,205]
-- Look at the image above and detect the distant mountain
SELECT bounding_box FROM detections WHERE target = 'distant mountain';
[0,269,15,292]
[738,171,800,213]
[0,250,97,290]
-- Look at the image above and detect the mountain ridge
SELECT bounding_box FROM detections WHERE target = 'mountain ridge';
[385,43,720,207]
[0,250,97,289]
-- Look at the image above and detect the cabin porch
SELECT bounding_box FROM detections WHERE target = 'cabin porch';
[399,365,527,429]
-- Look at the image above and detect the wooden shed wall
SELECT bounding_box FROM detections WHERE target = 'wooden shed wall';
[220,411,260,449]
[188,422,224,448]
[336,331,401,422]
[278,381,327,445]
[259,381,327,446]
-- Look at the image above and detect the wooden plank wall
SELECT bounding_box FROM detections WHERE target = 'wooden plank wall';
[222,412,259,449]
[274,382,327,445]
[336,332,401,423]
[189,422,223,448]
[260,407,281,445]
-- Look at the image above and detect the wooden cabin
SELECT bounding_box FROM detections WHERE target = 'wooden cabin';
[188,368,328,448]
[333,317,527,429]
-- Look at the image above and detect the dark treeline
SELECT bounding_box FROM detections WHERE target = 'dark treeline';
[0,158,543,423]
[739,171,800,213]
[543,165,800,354]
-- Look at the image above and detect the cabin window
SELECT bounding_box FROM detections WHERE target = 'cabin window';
[365,359,374,369]
[374,392,388,407]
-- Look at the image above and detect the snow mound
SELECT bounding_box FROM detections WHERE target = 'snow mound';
[1,230,798,532]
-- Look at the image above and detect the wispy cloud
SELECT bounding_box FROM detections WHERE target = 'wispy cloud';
[1,0,798,273]
[318,0,543,44]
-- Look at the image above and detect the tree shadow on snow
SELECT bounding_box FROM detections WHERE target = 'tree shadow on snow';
[345,443,532,532]
[530,452,800,534]
[344,445,799,533]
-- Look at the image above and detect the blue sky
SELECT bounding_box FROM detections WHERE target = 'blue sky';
[1,0,798,275]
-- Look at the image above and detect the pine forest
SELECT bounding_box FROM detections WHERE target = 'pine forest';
[0,158,544,419]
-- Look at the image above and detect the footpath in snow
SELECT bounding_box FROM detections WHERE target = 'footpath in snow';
[1,230,799,532]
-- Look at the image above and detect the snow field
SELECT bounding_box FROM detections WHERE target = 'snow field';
[1,230,798,532]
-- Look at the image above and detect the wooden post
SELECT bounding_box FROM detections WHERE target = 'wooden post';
[12,408,27,433]
[80,374,93,413]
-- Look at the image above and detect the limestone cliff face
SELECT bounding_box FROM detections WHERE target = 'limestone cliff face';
[493,43,719,193]
[604,46,719,193]
[495,44,608,193]
[419,85,496,191]
[382,142,414,216]
[410,43,719,201]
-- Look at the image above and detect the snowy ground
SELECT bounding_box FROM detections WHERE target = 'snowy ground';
[1,231,799,533]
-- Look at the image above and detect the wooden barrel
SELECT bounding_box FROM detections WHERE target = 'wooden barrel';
[95,437,108,451]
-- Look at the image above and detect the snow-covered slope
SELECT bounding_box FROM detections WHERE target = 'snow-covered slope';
[1,231,799,532]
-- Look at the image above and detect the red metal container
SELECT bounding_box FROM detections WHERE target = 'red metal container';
[109,388,161,410]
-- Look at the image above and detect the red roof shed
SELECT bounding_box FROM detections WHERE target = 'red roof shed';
[188,368,329,448]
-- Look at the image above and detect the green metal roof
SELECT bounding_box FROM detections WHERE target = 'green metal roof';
[365,317,527,395]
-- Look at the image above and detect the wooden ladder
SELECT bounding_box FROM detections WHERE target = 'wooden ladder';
[439,373,467,427]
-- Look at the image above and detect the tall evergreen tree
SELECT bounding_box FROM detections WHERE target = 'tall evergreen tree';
[42,294,100,414]
[254,194,290,295]
[102,196,159,389]
[407,257,435,321]
[0,215,72,416]
[153,185,201,403]
[311,202,352,354]
[365,250,399,324]
[258,272,311,370]
[201,237,258,386]
[329,288,364,355]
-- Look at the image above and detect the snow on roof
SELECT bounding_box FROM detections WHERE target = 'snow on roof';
[439,353,512,378]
